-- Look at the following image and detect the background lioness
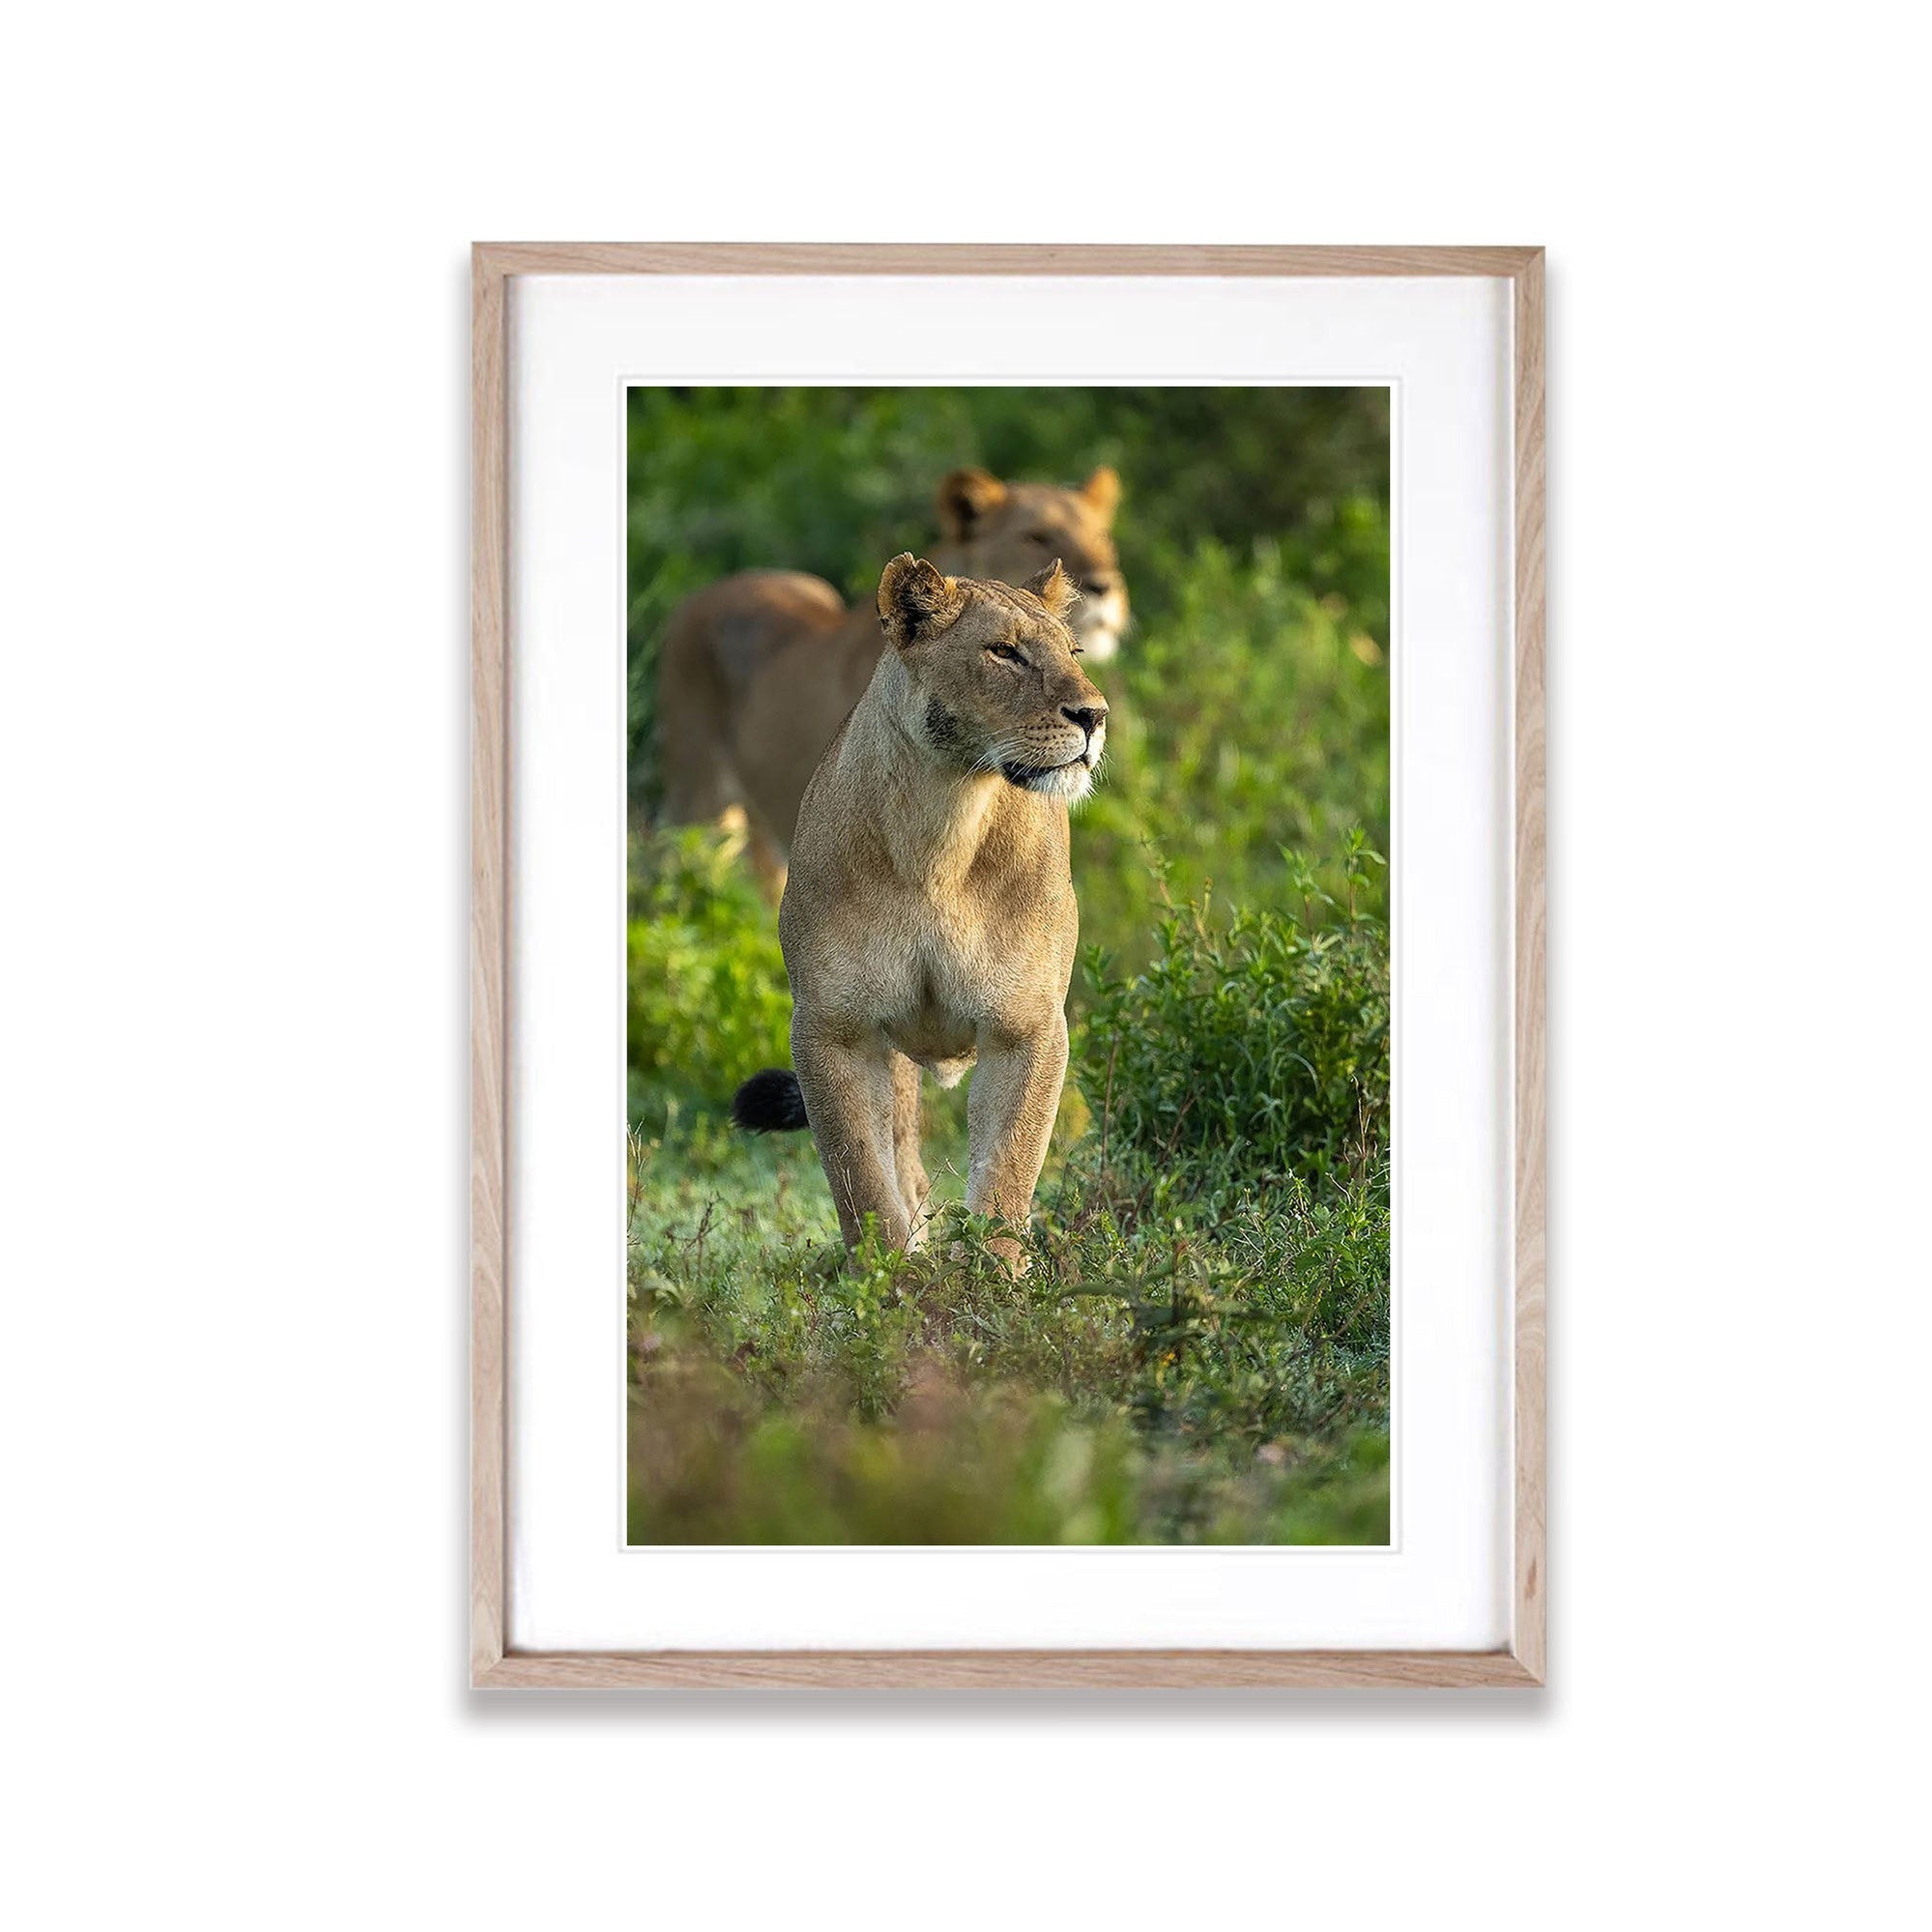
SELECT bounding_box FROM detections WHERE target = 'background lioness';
[734,555,1108,1274]
[657,466,1126,894]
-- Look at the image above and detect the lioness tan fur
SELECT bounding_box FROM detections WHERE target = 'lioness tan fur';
[732,554,1109,1274]
[656,467,1126,895]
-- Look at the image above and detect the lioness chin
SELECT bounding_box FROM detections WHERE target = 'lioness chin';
[732,553,1109,1276]
[655,466,1127,898]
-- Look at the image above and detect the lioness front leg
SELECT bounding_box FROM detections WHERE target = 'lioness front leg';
[965,1016,1069,1275]
[890,1053,933,1250]
[793,1025,910,1254]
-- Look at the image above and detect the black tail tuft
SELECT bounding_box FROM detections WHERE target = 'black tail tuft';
[732,1068,809,1133]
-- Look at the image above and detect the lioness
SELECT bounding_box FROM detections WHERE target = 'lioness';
[656,466,1126,894]
[732,554,1108,1274]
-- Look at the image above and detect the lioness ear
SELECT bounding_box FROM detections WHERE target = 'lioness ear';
[935,467,1008,538]
[878,553,965,648]
[1023,558,1077,620]
[1081,465,1121,522]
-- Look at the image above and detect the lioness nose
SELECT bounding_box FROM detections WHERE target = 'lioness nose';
[1062,703,1109,736]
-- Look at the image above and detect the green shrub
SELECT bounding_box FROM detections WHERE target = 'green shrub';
[1076,844,1389,1184]
[626,825,791,1122]
[1074,537,1391,960]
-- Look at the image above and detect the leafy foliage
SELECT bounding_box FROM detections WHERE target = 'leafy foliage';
[1074,538,1390,954]
[627,825,791,1121]
[1078,842,1389,1183]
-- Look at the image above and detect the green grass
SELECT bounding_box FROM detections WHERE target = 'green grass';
[626,1128,1392,1543]
[624,386,1390,1543]
[626,859,1391,1544]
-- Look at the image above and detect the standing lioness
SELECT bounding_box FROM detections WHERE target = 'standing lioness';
[732,554,1109,1274]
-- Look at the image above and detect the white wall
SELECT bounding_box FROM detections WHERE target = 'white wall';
[3,6,1923,1925]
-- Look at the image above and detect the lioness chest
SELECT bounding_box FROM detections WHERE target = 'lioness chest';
[808,880,1070,1087]
[881,891,1034,1081]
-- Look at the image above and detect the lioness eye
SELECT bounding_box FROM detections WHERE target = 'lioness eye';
[1027,531,1053,545]
[987,643,1026,665]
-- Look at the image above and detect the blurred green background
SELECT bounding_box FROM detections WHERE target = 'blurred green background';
[626,386,1392,1543]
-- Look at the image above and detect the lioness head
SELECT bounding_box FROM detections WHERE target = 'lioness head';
[933,466,1129,662]
[877,553,1109,806]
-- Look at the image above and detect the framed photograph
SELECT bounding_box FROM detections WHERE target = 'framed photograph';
[473,245,1544,1687]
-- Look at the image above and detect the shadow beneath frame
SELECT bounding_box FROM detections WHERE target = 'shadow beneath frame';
[458,1685,1552,1725]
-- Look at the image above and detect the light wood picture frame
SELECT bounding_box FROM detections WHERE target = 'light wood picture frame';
[472,244,1545,1688]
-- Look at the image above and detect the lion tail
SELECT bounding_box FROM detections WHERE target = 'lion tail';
[732,1068,809,1133]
